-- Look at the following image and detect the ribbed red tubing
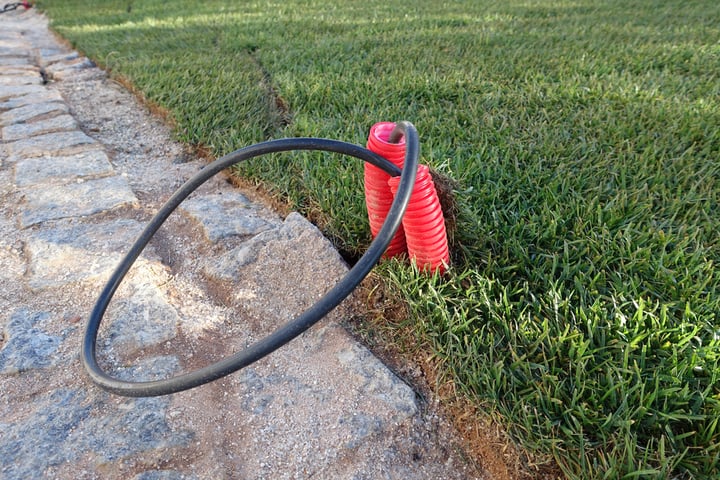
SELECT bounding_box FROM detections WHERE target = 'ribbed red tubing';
[365,122,450,273]
[364,122,407,257]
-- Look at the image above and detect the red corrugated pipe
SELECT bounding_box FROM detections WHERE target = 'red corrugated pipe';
[364,122,408,258]
[365,122,450,273]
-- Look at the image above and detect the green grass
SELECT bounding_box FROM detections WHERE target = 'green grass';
[41,0,720,477]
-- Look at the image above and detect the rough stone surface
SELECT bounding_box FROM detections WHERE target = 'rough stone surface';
[0,100,68,126]
[203,233,270,282]
[0,73,41,85]
[0,386,194,480]
[102,281,180,356]
[25,218,147,289]
[2,113,77,140]
[203,212,339,287]
[180,191,278,242]
[0,66,39,77]
[133,471,198,480]
[0,310,63,374]
[0,88,62,109]
[45,56,96,80]
[14,150,114,187]
[0,9,488,480]
[5,129,98,161]
[20,175,138,227]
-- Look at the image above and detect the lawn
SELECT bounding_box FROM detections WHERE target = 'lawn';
[41,0,720,477]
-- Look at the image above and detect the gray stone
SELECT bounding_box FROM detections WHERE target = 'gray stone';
[0,55,32,67]
[0,73,41,86]
[0,387,193,480]
[0,100,68,126]
[0,84,48,103]
[14,150,114,187]
[71,392,193,463]
[337,342,418,419]
[233,355,416,448]
[25,218,145,289]
[2,113,77,140]
[41,51,79,66]
[20,175,138,227]
[0,47,26,55]
[0,390,92,480]
[0,41,28,54]
[202,227,280,282]
[339,413,384,449]
[5,130,98,163]
[219,323,426,479]
[203,212,342,283]
[0,310,62,374]
[0,90,63,110]
[0,88,63,111]
[0,65,39,76]
[133,470,198,480]
[179,191,276,242]
[45,57,97,80]
[280,210,332,241]
[38,47,66,58]
[108,355,181,383]
[102,282,180,355]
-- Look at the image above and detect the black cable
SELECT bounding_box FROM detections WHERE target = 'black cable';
[1,2,29,13]
[82,122,419,397]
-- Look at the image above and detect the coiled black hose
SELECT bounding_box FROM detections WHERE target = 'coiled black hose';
[82,121,419,397]
[1,1,30,13]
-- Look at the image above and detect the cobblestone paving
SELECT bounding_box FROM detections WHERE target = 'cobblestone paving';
[0,9,486,480]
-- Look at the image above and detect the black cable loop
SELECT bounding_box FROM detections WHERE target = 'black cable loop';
[82,122,419,397]
[1,2,29,13]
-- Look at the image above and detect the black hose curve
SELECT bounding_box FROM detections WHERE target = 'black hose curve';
[82,122,419,397]
[1,2,29,13]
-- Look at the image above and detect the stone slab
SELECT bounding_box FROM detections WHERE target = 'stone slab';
[201,212,303,282]
[0,65,39,76]
[101,281,180,356]
[25,218,145,289]
[21,175,138,227]
[179,191,277,242]
[0,310,63,374]
[0,84,48,103]
[5,130,98,162]
[0,384,193,480]
[41,51,80,66]
[0,89,63,111]
[0,74,41,86]
[45,57,97,80]
[14,150,115,187]
[38,47,66,58]
[0,100,68,126]
[0,89,62,111]
[0,55,31,67]
[0,39,27,50]
[2,113,77,140]
[212,322,423,479]
[204,212,341,285]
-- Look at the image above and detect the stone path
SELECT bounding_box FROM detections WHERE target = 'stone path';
[0,9,486,480]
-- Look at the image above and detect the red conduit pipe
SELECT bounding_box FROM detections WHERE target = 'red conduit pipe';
[365,122,450,273]
[365,122,408,258]
[388,164,450,274]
